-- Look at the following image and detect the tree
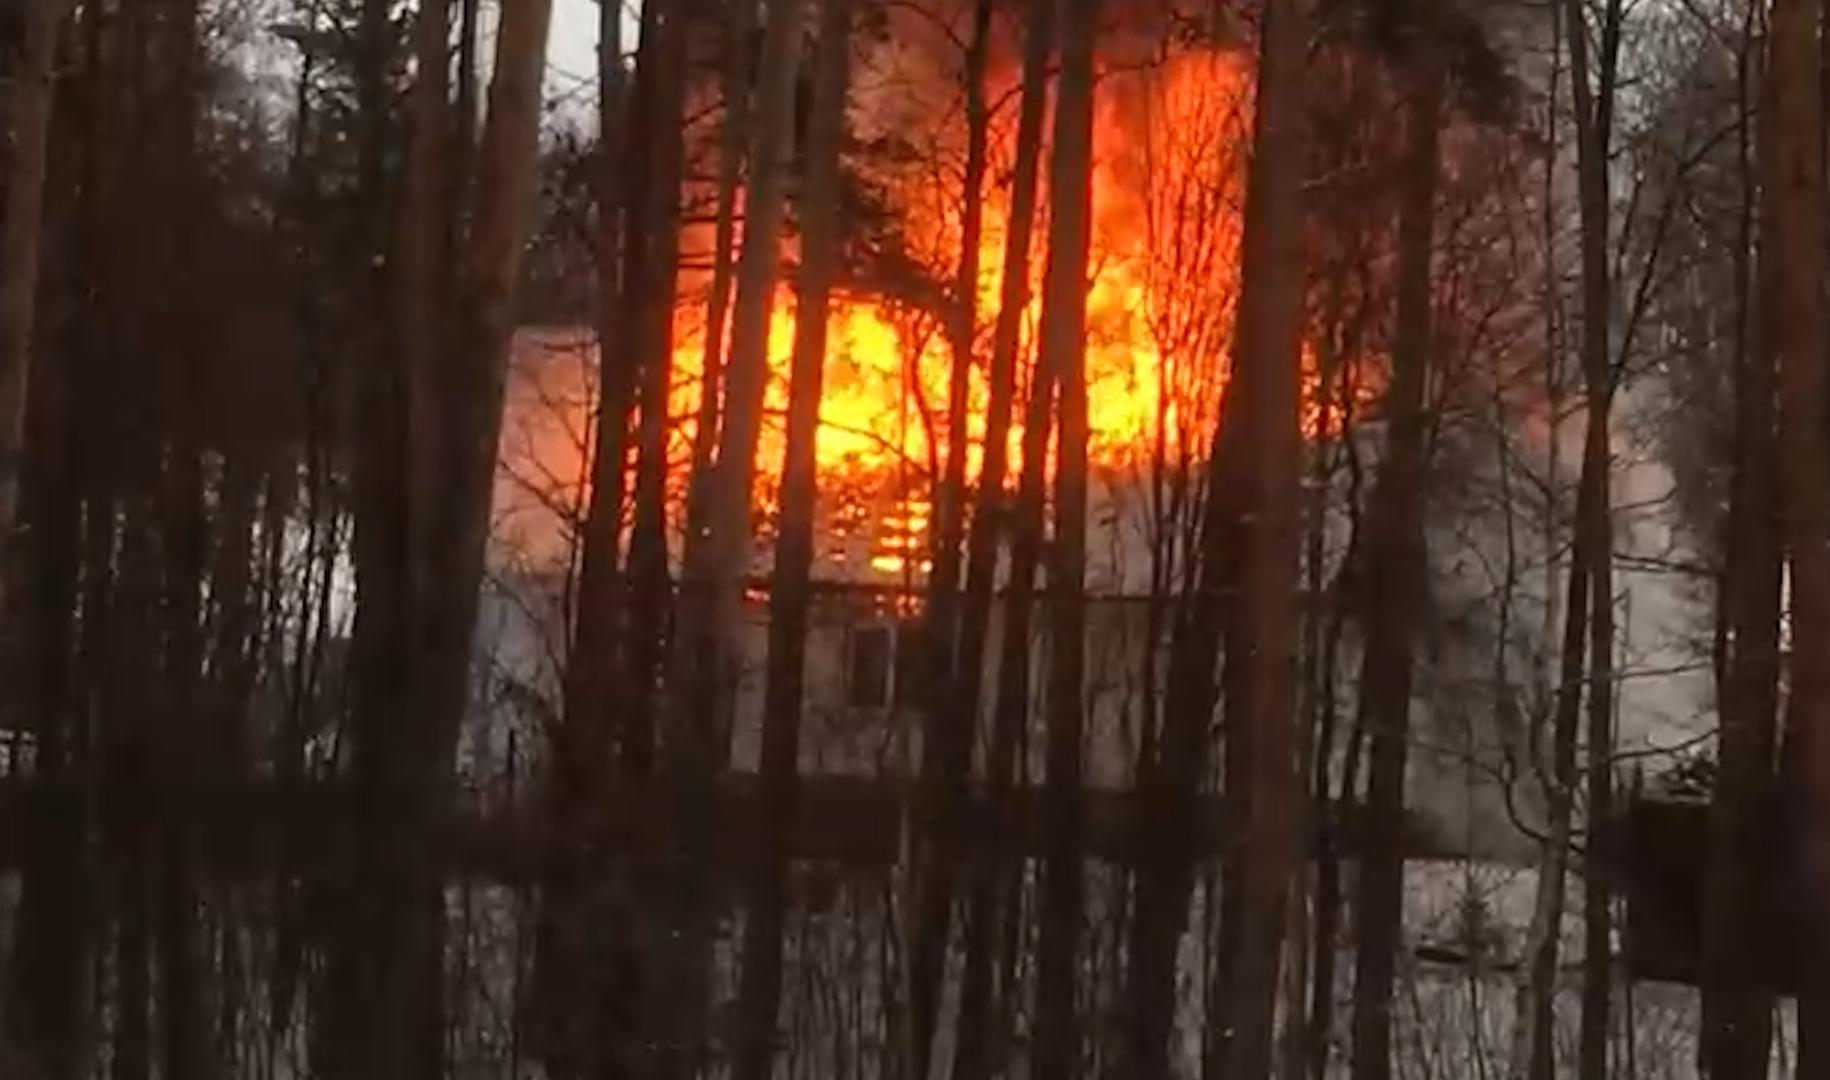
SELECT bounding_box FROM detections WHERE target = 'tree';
[1700,0,1780,1070]
[532,0,686,1071]
[950,4,1055,1075]
[0,0,76,600]
[331,0,557,1070]
[1506,0,1620,1073]
[1208,0,1310,1071]
[1764,0,1830,1063]
[1033,1,1101,1076]
[732,6,853,1075]
[907,3,994,1065]
[1349,19,1441,1080]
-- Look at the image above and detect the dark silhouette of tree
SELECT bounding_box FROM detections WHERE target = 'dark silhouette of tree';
[1349,18,1441,1080]
[951,4,1054,1075]
[1033,1,1100,1076]
[733,6,853,1075]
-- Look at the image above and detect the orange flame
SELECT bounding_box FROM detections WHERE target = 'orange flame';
[497,48,1359,576]
[666,49,1258,572]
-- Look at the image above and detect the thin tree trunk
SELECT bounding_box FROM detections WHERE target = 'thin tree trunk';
[1567,0,1622,1073]
[656,0,803,1070]
[1305,260,1358,1080]
[1700,2,1779,1070]
[334,0,445,1069]
[1579,505,1615,1080]
[952,4,1055,1075]
[7,213,89,1080]
[534,1,659,1073]
[1509,0,1619,1070]
[623,0,689,788]
[684,0,759,545]
[732,5,852,1074]
[983,66,1070,1072]
[1348,45,1441,1080]
[693,0,806,656]
[1034,2,1100,1077]
[110,498,161,1080]
[337,0,556,1071]
[563,0,636,770]
[908,2,994,1065]
[153,15,212,1057]
[1208,0,1310,1068]
[1507,441,1594,1080]
[1127,2,1309,1074]
[1131,155,1249,1080]
[6,2,93,1073]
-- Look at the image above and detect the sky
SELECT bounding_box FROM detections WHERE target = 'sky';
[545,0,625,130]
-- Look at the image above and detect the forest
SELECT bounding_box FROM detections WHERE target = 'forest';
[0,0,1822,1075]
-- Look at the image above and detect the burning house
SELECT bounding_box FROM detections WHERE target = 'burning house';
[473,0,1714,956]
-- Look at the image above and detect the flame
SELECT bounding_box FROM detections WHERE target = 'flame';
[497,48,1358,577]
[667,49,1261,573]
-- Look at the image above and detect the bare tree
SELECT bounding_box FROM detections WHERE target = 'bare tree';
[1507,0,1621,1072]
[1349,22,1442,1080]
[1701,0,1779,1070]
[908,2,995,1065]
[1208,0,1311,1070]
[332,0,557,1070]
[951,4,1056,1075]
[733,2,853,1075]
[1034,1,1102,1076]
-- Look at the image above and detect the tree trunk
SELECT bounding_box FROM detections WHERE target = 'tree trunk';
[336,0,556,1071]
[1509,0,1620,1070]
[623,0,689,789]
[1566,0,1621,1073]
[1700,4,1779,1071]
[692,0,806,655]
[732,6,851,1075]
[981,24,1070,1055]
[907,2,994,1066]
[1126,3,1309,1075]
[1507,439,1595,1080]
[1208,0,1310,1068]
[1129,130,1249,1080]
[1764,0,1830,1063]
[1347,45,1440,1080]
[333,0,445,1070]
[656,0,802,1070]
[1033,2,1100,1077]
[7,5,103,1070]
[563,0,636,775]
[0,0,75,597]
[684,0,759,546]
[534,1,675,1073]
[109,494,161,1080]
[951,4,1054,1075]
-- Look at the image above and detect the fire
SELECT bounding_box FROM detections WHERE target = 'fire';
[496,46,1355,578]
[668,48,1258,573]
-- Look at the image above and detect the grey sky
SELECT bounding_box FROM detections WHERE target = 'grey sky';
[546,0,638,129]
